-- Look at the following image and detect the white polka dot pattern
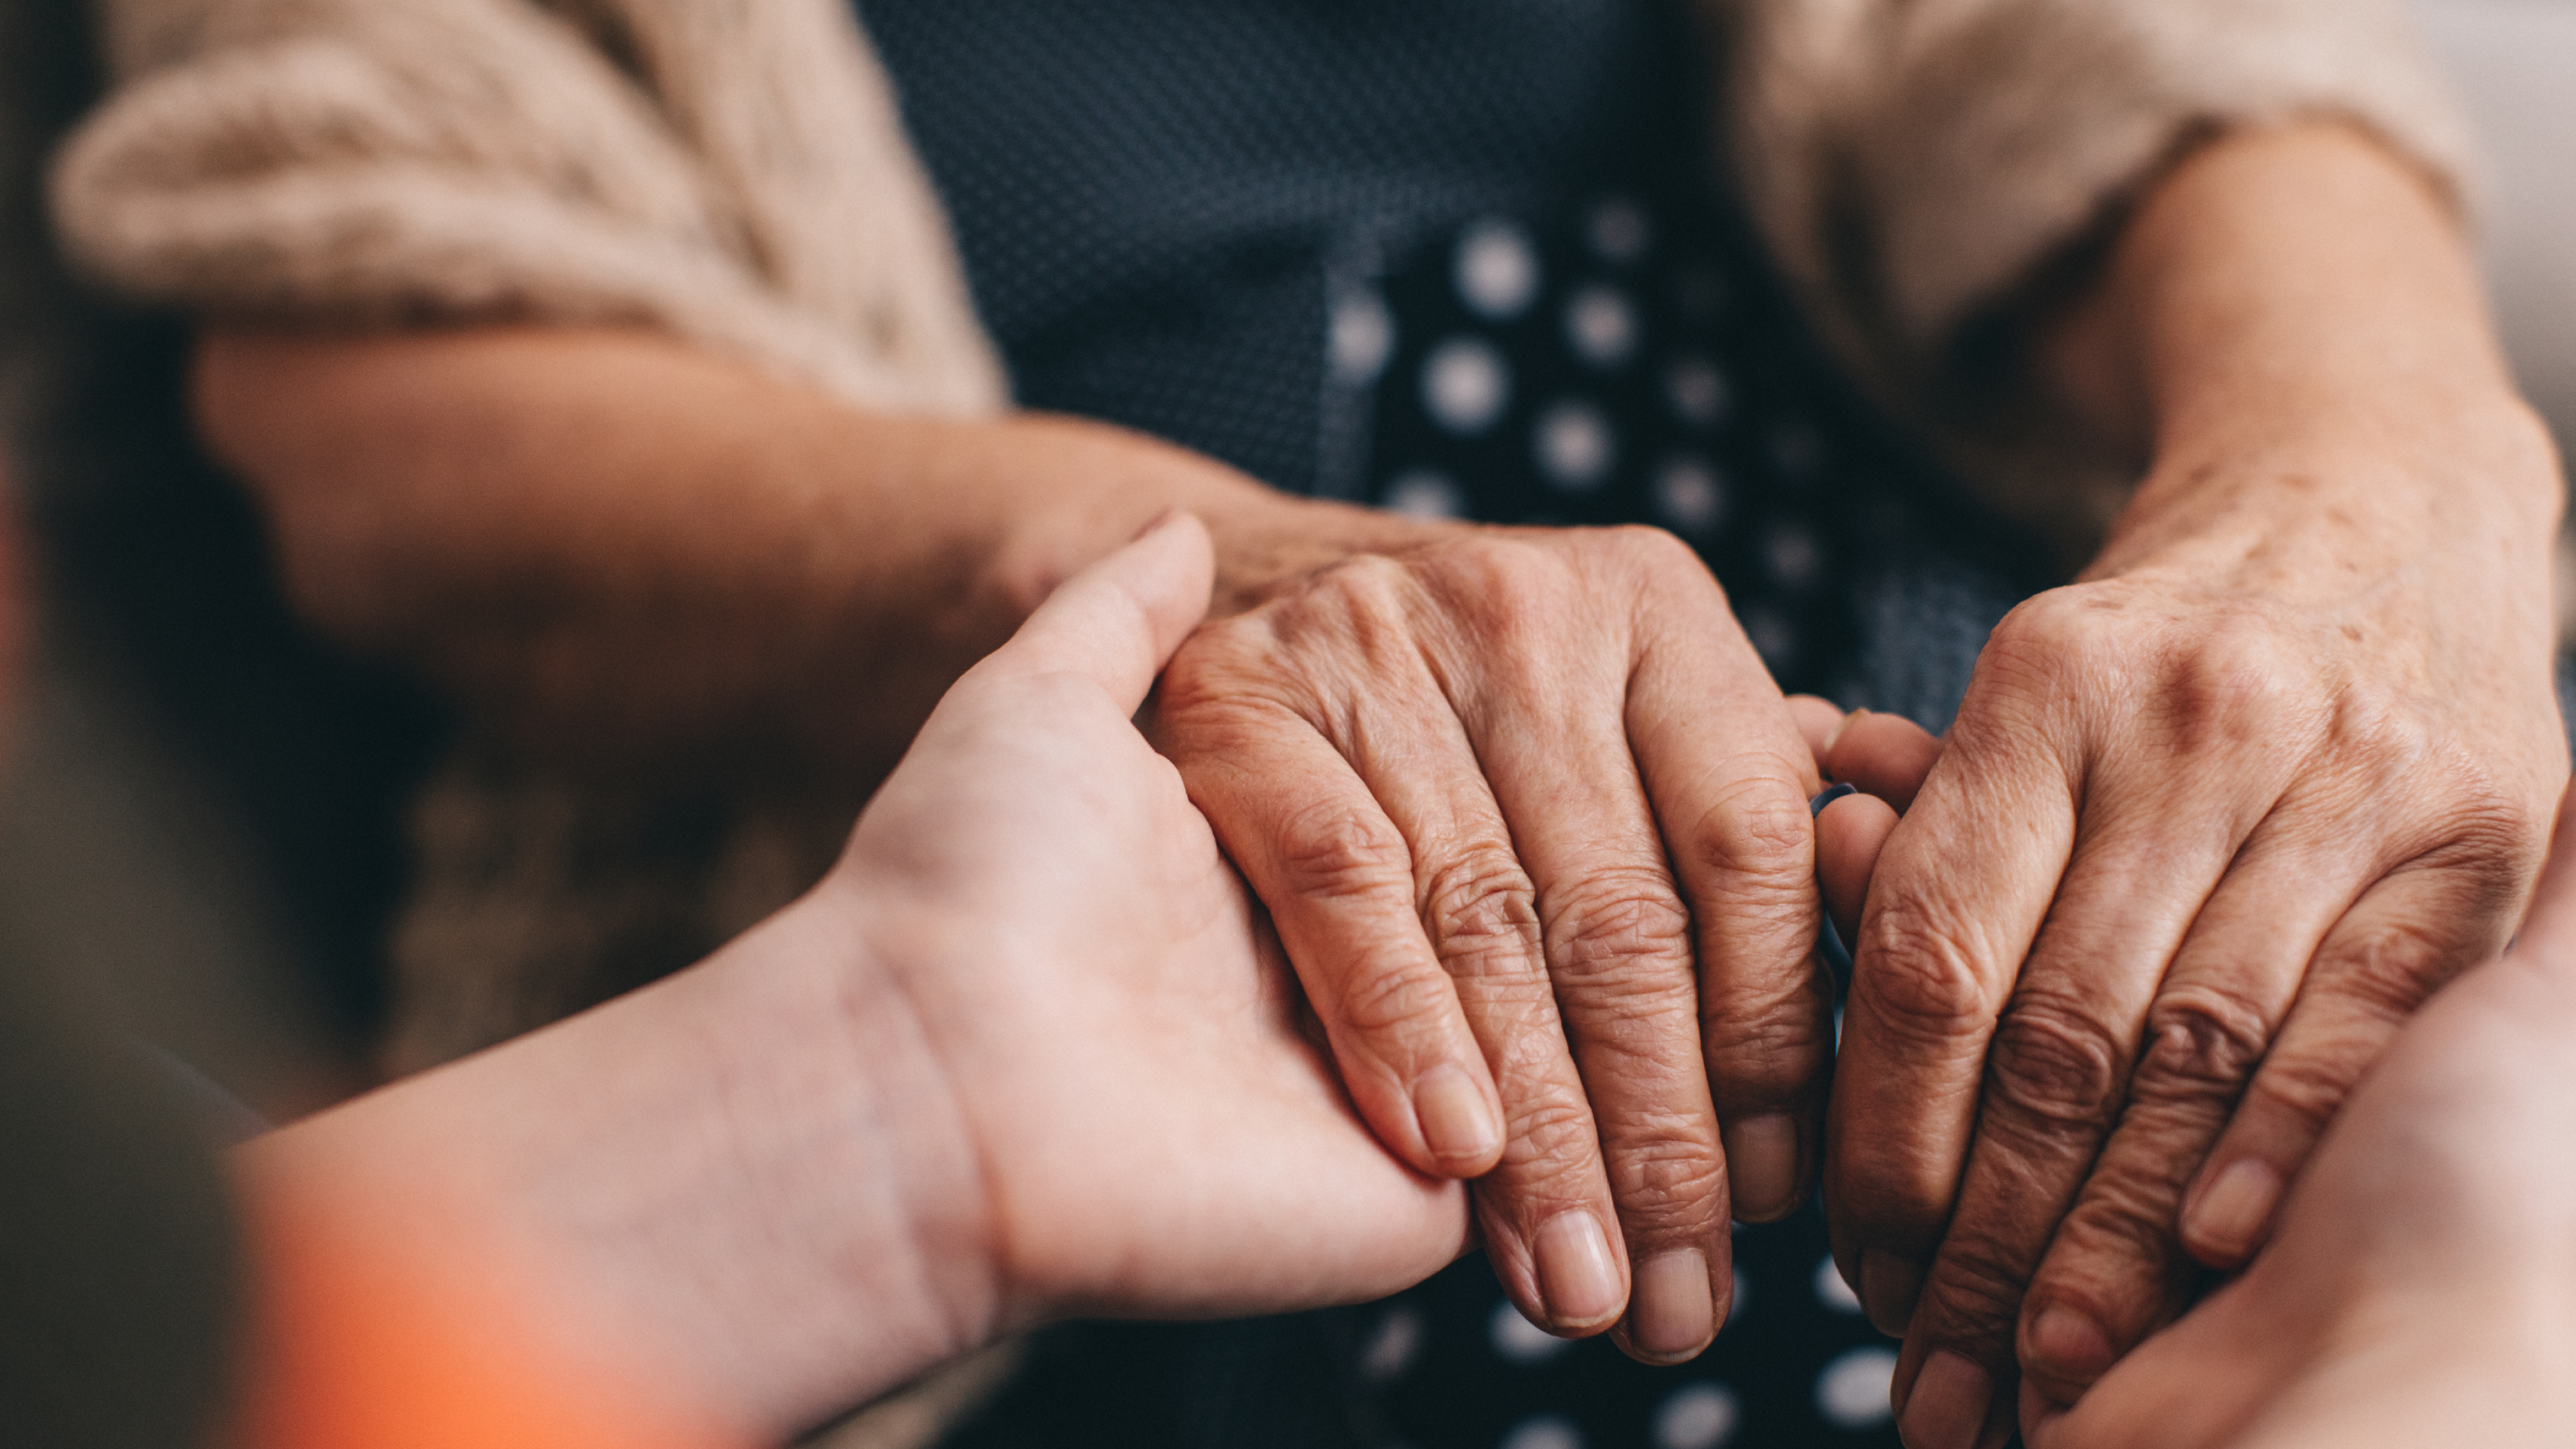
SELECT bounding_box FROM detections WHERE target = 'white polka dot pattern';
[1499,1416,1584,1449]
[1360,1305,1426,1384]
[1652,1383,1740,1449]
[1332,290,1397,384]
[1814,1253,1864,1314]
[1383,469,1467,520]
[1587,196,1651,265]
[1424,337,1513,434]
[1663,355,1728,428]
[1765,522,1823,589]
[1563,285,1639,369]
[1815,1347,1899,1429]
[1535,401,1616,491]
[1653,455,1725,536]
[1489,1300,1577,1365]
[1456,220,1542,320]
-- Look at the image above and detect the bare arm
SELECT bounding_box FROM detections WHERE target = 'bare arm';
[192,328,1406,786]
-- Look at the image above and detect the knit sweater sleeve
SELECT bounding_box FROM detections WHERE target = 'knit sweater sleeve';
[1708,0,2478,548]
[52,0,1006,416]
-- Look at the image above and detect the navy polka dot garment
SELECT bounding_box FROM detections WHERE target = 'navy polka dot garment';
[857,3,2051,1445]
[1345,193,1873,694]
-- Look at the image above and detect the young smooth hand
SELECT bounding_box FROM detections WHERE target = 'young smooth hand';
[829,509,1475,1331]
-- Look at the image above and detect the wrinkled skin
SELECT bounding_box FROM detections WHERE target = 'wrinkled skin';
[1153,523,1826,1360]
[2027,788,2576,1449]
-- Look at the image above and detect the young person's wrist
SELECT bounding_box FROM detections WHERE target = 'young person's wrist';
[237,883,1016,1440]
[659,886,1010,1425]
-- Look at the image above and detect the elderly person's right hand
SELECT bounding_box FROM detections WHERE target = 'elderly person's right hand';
[1152,513,1830,1365]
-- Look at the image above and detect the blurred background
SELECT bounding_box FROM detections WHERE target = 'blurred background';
[0,0,2571,1201]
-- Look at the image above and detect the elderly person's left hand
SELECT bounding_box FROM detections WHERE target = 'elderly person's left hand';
[1820,122,2570,1449]
[2023,784,2576,1449]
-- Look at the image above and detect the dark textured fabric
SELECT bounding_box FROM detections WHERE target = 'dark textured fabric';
[858,0,1705,498]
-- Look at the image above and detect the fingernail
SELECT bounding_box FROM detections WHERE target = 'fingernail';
[2027,1305,2114,1386]
[1722,1113,1801,1222]
[1899,1350,1991,1449]
[1411,1063,1501,1171]
[2186,1159,2282,1262]
[1629,1249,1715,1359]
[1535,1211,1625,1331]
[1859,1250,1922,1338]
[1823,708,1870,755]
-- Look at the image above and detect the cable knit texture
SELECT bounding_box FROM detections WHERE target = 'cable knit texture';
[50,0,2476,1079]
[61,0,1005,415]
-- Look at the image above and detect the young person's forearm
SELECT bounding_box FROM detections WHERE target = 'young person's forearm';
[191,327,1423,782]
[231,891,994,1439]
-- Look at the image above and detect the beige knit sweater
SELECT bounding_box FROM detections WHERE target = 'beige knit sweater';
[52,0,2474,1070]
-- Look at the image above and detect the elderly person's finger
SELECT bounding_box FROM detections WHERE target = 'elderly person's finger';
[2176,851,2523,1270]
[1785,693,1847,768]
[1473,650,1742,1361]
[1822,687,2078,1343]
[2002,817,2370,1406]
[1437,528,1819,1361]
[1815,790,1900,943]
[1877,755,2277,1449]
[1169,707,1511,1182]
[1159,532,1721,1345]
[1811,710,1938,942]
[1822,710,1943,813]
[1617,551,1836,1271]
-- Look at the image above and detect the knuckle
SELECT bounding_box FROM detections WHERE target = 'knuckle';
[1678,772,1814,891]
[2132,987,2273,1104]
[1601,523,1706,586]
[1924,1229,2036,1341]
[2150,631,2307,749]
[1982,587,2119,681]
[1543,871,1696,986]
[2044,1170,2192,1300]
[1414,534,1577,624]
[1984,993,2128,1136]
[1602,1130,1727,1234]
[1273,795,1413,904]
[1418,848,1544,976]
[1850,898,1994,1050]
[1493,1086,1604,1180]
[1700,991,1832,1106]
[2244,1041,2374,1141]
[1331,956,1458,1043]
[2322,909,2463,1014]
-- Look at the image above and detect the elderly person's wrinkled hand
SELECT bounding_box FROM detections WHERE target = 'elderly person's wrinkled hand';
[1151,518,1829,1363]
[2025,787,2576,1449]
[1821,126,2570,1449]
